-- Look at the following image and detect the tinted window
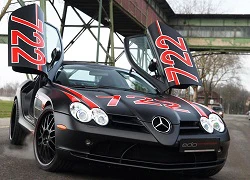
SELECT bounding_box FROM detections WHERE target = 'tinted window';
[54,65,157,94]
[44,23,62,63]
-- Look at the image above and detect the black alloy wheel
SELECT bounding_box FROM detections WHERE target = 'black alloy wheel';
[36,111,56,164]
[34,106,71,171]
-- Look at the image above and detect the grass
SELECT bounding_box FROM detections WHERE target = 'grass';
[0,100,13,118]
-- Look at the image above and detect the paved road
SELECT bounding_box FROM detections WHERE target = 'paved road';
[0,115,250,180]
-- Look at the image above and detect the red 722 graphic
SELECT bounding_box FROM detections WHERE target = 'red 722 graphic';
[154,21,198,85]
[10,6,46,66]
[96,95,190,114]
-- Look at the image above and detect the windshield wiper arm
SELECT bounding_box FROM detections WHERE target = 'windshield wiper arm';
[71,85,98,89]
[97,86,131,91]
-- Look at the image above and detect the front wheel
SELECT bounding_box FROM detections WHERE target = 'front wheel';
[34,106,71,171]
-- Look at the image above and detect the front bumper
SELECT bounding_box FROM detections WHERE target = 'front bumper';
[54,112,230,171]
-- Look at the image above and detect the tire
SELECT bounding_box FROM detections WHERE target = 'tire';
[33,105,71,172]
[9,99,26,145]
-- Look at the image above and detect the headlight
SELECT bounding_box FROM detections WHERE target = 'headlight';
[70,102,109,126]
[200,117,213,133]
[209,113,225,132]
[92,108,109,126]
[70,102,91,122]
[218,111,223,116]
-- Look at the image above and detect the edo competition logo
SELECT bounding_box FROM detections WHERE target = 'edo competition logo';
[10,5,46,66]
[182,142,198,148]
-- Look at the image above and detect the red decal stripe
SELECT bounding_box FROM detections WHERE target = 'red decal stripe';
[61,90,80,102]
[193,102,215,113]
[191,103,208,118]
[156,20,163,35]
[11,5,43,34]
[38,65,42,71]
[96,95,121,106]
[175,96,208,118]
[56,84,99,109]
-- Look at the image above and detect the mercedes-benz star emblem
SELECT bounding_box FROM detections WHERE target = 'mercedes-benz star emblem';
[152,116,171,133]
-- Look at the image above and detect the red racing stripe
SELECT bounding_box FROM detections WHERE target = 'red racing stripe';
[156,20,163,35]
[55,83,99,109]
[60,90,80,102]
[193,102,215,114]
[191,103,208,118]
[175,96,208,118]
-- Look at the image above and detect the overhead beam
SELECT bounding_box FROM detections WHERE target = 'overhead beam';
[185,37,250,52]
[40,0,47,20]
[168,14,250,52]
[169,14,250,27]
[0,0,11,21]
[0,34,8,44]
[17,0,26,6]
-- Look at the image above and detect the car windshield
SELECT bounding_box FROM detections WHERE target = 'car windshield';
[212,106,223,111]
[54,64,157,94]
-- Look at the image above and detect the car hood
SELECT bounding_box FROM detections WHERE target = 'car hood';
[59,86,214,146]
[74,88,211,124]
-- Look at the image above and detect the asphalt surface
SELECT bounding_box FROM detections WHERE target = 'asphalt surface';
[0,115,250,180]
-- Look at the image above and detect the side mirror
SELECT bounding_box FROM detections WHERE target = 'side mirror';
[50,48,61,64]
[148,59,157,72]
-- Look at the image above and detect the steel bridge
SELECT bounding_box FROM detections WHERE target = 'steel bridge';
[1,0,250,66]
[169,14,250,52]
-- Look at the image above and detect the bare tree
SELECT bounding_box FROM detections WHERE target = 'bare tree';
[218,83,250,114]
[194,53,242,105]
[0,82,19,97]
[166,0,222,14]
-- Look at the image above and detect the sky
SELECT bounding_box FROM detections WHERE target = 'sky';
[0,0,250,90]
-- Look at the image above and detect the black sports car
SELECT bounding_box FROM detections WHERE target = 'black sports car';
[8,5,230,177]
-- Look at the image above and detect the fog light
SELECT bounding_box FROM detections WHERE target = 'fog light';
[85,139,92,146]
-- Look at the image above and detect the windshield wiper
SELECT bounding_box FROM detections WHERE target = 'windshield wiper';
[71,85,97,89]
[97,85,132,91]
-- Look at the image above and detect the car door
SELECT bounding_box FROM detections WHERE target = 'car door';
[8,4,63,79]
[8,4,64,119]
[124,21,202,93]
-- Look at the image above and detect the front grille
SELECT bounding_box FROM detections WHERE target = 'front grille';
[108,114,149,133]
[71,142,221,170]
[179,121,206,135]
[90,142,217,164]
[122,144,217,164]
